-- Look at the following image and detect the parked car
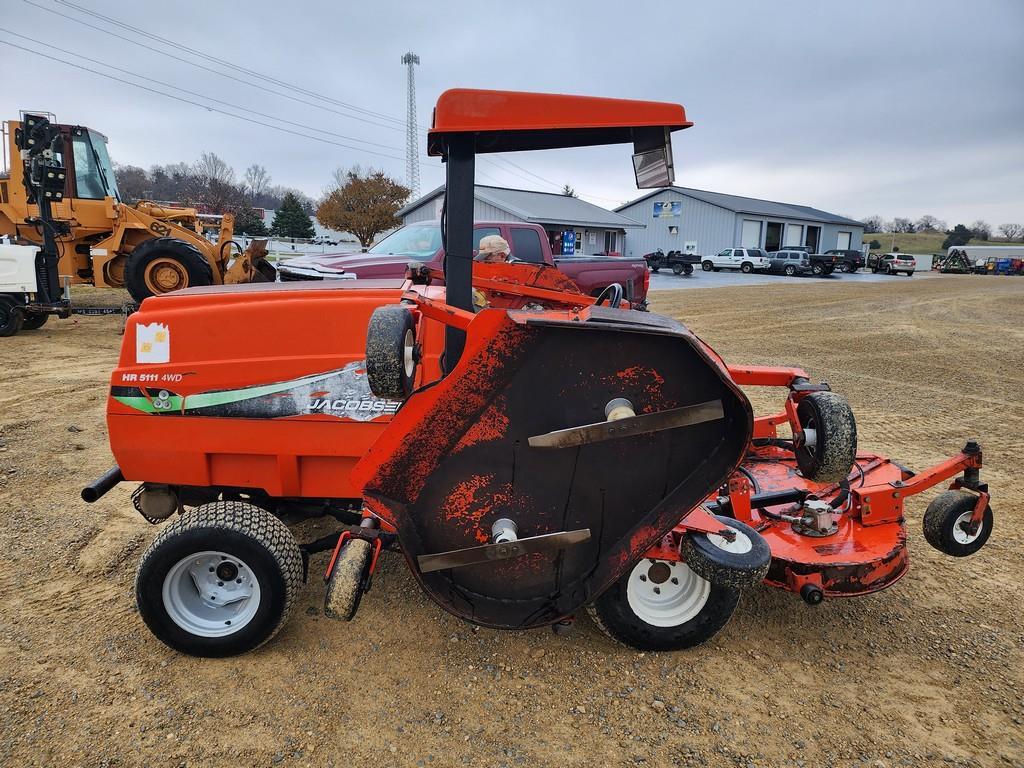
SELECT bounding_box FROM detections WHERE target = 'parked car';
[701,247,771,273]
[768,249,814,276]
[824,249,865,273]
[278,221,652,306]
[768,247,837,276]
[868,252,916,276]
[644,248,699,275]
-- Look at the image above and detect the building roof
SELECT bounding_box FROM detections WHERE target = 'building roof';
[616,187,864,227]
[399,184,645,229]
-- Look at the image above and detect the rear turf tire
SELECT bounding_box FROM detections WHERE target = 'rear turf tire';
[135,501,303,657]
[588,558,739,651]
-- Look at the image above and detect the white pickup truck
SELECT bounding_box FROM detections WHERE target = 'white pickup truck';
[701,247,772,273]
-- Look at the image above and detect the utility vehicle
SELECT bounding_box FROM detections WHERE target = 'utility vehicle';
[86,89,993,658]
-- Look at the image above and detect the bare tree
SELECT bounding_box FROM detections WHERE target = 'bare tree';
[891,217,915,233]
[997,223,1023,241]
[860,215,884,234]
[192,152,236,186]
[243,164,271,200]
[914,215,946,232]
[970,220,992,240]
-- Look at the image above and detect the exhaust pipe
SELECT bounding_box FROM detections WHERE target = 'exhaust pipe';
[81,466,124,503]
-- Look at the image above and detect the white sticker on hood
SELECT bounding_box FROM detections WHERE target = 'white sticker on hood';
[136,322,170,364]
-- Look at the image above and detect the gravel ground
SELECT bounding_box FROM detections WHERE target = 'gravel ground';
[0,276,1021,767]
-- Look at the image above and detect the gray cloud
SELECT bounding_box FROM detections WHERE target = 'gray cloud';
[2,0,1021,223]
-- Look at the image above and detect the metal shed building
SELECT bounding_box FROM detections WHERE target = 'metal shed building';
[398,184,644,256]
[615,187,864,258]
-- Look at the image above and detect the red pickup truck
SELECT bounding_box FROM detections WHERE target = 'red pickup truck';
[277,221,651,307]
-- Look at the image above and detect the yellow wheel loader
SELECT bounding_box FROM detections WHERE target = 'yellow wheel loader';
[0,113,274,304]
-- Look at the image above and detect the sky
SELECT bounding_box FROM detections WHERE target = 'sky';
[2,0,1022,226]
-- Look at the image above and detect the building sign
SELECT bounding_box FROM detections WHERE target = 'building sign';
[561,230,576,255]
[653,201,682,218]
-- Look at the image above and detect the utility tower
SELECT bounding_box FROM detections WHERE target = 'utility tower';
[401,52,421,198]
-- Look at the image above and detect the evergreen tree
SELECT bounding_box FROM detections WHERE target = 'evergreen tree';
[271,192,316,239]
[941,224,973,250]
[233,202,269,236]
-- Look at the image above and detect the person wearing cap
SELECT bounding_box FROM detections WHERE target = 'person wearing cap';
[475,234,515,263]
[472,234,516,309]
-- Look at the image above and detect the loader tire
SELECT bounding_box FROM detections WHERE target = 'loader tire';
[366,305,417,399]
[125,237,214,302]
[680,516,771,590]
[0,295,24,337]
[135,501,303,657]
[324,538,372,621]
[794,392,857,483]
[923,490,993,557]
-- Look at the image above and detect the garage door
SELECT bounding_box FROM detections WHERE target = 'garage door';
[784,224,803,247]
[741,220,762,248]
[836,231,851,250]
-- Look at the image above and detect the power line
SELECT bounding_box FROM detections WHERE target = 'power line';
[52,0,411,129]
[22,0,408,134]
[0,28,406,153]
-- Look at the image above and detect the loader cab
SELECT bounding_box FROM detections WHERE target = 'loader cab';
[66,127,120,201]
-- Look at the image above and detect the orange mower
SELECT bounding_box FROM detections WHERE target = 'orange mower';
[85,90,993,656]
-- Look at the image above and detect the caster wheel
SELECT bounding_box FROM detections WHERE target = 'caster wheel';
[587,558,739,651]
[794,392,857,483]
[923,490,993,557]
[135,501,303,657]
[324,538,373,620]
[365,305,417,399]
[680,515,771,590]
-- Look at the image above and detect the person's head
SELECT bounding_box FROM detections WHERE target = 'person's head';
[476,235,511,263]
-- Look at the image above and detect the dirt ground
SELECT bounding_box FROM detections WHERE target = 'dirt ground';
[1,277,1022,768]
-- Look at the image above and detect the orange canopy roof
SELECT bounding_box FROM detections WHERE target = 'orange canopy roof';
[427,89,691,156]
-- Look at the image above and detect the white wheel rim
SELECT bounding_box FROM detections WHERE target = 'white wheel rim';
[162,551,262,637]
[953,511,982,545]
[403,329,416,379]
[706,528,753,554]
[626,559,710,627]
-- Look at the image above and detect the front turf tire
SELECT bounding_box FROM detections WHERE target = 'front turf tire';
[135,501,303,657]
[588,558,740,651]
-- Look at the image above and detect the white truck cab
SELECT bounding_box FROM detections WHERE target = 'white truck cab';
[702,247,771,273]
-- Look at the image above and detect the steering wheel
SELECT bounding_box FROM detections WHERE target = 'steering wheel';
[595,283,623,309]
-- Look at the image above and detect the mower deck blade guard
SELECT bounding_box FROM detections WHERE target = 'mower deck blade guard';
[354,306,752,630]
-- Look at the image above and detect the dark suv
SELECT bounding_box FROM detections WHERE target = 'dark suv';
[825,249,865,273]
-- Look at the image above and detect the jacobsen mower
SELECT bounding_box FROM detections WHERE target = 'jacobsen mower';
[84,90,994,656]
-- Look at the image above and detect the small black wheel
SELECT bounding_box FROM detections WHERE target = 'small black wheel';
[683,264,693,275]
[905,271,913,277]
[135,501,304,657]
[794,392,857,483]
[672,263,685,275]
[871,266,879,274]
[680,516,771,590]
[125,237,214,302]
[587,558,739,651]
[702,260,713,272]
[740,262,753,274]
[324,538,372,620]
[21,312,49,330]
[923,490,993,557]
[0,295,24,337]
[784,265,797,277]
[365,305,417,399]
[650,266,660,273]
